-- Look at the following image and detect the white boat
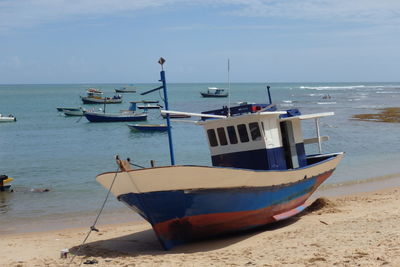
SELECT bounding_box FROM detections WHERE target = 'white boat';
[200,87,228,98]
[62,107,85,116]
[0,114,16,122]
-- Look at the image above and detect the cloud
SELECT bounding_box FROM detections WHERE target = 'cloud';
[225,0,400,25]
[1,0,400,32]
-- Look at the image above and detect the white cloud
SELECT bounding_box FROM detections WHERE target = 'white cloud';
[225,0,400,25]
[1,0,400,32]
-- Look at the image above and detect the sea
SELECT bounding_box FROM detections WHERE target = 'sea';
[0,82,399,233]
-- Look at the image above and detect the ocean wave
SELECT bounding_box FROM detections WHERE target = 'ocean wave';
[376,91,400,94]
[300,85,366,90]
[300,85,400,91]
[317,102,337,105]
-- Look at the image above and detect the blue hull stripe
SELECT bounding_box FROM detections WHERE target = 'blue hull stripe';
[84,113,147,122]
[118,175,317,225]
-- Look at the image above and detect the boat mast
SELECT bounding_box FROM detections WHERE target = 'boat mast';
[227,59,231,117]
[158,58,175,166]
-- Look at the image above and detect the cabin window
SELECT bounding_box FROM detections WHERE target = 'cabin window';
[249,122,262,141]
[237,124,249,143]
[227,126,238,144]
[207,129,218,147]
[217,127,228,146]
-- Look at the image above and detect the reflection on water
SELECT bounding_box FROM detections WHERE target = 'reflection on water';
[0,191,13,214]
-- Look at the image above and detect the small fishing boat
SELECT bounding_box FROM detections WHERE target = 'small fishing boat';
[200,87,228,98]
[115,87,136,93]
[0,175,13,191]
[161,113,191,119]
[80,88,123,104]
[83,102,147,122]
[63,107,85,116]
[0,114,16,122]
[96,59,344,250]
[127,124,168,132]
[137,101,162,110]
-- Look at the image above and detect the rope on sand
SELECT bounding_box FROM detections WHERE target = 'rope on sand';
[67,157,121,266]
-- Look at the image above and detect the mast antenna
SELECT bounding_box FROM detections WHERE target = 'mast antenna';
[227,59,231,117]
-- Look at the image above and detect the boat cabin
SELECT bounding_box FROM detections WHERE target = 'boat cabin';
[207,87,226,95]
[199,104,331,171]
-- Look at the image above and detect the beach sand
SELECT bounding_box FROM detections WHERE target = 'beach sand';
[1,184,400,267]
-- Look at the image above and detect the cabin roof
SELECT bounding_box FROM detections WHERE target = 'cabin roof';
[280,112,334,121]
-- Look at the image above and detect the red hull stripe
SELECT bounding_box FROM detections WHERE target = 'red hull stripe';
[152,170,333,249]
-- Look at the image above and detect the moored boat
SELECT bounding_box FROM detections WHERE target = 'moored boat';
[115,87,136,93]
[127,124,168,132]
[80,88,123,104]
[62,107,85,116]
[0,175,13,191]
[137,101,162,110]
[200,87,228,98]
[161,113,191,119]
[0,114,16,122]
[83,102,147,122]
[96,59,344,250]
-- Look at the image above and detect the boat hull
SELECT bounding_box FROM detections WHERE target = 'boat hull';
[81,96,122,104]
[97,153,343,250]
[128,124,168,132]
[115,89,136,93]
[63,108,84,116]
[84,112,147,122]
[200,92,228,98]
[0,117,16,122]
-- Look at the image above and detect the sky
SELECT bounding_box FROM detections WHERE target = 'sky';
[1,0,400,84]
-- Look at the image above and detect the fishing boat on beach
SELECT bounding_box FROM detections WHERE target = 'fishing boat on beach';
[96,59,344,250]
[200,87,228,98]
[0,114,16,122]
[83,102,147,122]
[80,88,123,104]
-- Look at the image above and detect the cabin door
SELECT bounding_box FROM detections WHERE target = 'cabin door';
[280,121,299,169]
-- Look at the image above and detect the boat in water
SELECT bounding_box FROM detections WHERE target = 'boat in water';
[80,88,123,104]
[115,87,136,93]
[137,100,162,110]
[83,102,147,122]
[127,124,168,132]
[0,175,13,191]
[96,59,344,250]
[62,107,85,116]
[0,114,16,122]
[161,113,191,119]
[200,87,228,98]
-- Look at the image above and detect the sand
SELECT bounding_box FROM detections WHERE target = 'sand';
[1,185,400,267]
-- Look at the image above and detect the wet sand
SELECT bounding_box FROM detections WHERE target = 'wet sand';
[1,177,400,266]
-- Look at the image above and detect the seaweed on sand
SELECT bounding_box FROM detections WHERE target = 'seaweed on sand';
[351,107,400,123]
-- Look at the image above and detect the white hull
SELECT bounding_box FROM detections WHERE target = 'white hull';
[97,153,343,196]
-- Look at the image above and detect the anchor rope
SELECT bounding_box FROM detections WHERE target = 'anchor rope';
[67,164,120,266]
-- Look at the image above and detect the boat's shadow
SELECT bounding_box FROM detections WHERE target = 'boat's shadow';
[69,217,300,258]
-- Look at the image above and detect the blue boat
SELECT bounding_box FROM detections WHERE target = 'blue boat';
[84,102,147,122]
[96,59,344,250]
[127,124,168,132]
